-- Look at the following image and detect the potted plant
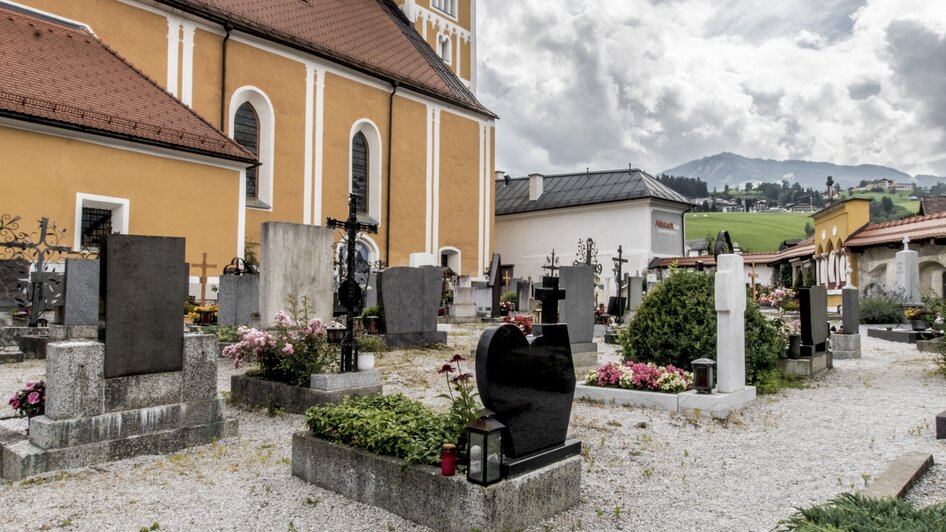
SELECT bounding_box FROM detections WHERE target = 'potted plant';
[499,292,517,316]
[904,308,930,331]
[778,319,802,358]
[361,305,380,334]
[356,333,386,370]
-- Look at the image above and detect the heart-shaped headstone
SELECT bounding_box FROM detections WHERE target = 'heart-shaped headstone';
[475,323,575,458]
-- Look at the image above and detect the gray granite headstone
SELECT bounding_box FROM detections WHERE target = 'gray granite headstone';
[559,265,595,349]
[798,286,828,356]
[628,276,643,311]
[516,278,532,312]
[218,274,259,326]
[842,287,859,335]
[472,280,491,314]
[378,266,447,346]
[63,259,99,326]
[365,272,378,309]
[101,235,187,378]
[896,242,921,305]
[259,222,333,327]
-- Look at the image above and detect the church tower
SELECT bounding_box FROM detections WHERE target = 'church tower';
[395,0,477,93]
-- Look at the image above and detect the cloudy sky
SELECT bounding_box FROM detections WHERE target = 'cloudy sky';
[476,0,946,178]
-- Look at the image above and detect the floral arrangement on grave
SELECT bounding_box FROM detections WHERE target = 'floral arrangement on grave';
[437,354,482,437]
[187,303,218,325]
[502,314,533,335]
[777,318,802,340]
[9,380,45,419]
[904,307,932,321]
[757,287,795,309]
[584,361,693,393]
[223,295,337,387]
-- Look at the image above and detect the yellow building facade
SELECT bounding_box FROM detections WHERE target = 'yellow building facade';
[811,198,870,306]
[9,0,496,278]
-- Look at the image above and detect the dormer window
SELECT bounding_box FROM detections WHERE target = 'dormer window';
[437,33,452,64]
[432,0,456,17]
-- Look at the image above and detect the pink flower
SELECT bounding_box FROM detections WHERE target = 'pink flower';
[27,391,40,405]
[9,396,19,411]
[282,343,295,355]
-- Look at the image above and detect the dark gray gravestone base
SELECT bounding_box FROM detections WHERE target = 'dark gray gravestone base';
[378,266,443,347]
[867,328,942,344]
[101,235,187,378]
[383,331,447,347]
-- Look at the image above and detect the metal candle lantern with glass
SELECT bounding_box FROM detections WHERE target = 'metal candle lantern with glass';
[691,358,716,394]
[466,409,504,486]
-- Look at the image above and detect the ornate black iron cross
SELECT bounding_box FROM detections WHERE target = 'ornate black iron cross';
[327,194,379,373]
[0,216,71,327]
[612,244,628,299]
[542,249,560,277]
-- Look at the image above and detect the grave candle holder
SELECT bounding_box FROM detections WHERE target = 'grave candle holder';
[691,358,716,394]
[441,443,456,476]
[466,409,504,486]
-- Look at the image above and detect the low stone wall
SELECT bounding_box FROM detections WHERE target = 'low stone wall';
[291,432,581,532]
[230,373,381,414]
[575,384,756,418]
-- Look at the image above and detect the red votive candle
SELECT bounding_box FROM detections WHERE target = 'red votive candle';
[441,443,457,476]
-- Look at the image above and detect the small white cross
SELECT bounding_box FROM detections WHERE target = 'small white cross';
[903,236,911,250]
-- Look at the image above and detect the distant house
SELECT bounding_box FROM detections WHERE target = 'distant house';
[785,202,815,213]
[685,239,708,256]
[494,168,693,300]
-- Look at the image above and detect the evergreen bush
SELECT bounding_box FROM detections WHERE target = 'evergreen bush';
[618,269,783,385]
[778,492,946,531]
[860,293,903,324]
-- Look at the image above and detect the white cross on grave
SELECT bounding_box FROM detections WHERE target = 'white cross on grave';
[715,254,746,394]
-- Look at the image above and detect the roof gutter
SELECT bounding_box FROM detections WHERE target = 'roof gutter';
[219,22,232,130]
[384,80,398,266]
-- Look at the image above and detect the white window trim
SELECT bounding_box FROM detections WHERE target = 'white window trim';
[437,32,453,65]
[348,119,383,222]
[439,246,461,275]
[431,0,457,20]
[334,234,380,266]
[229,86,275,210]
[74,193,130,251]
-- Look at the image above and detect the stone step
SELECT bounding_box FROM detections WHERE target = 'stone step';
[0,351,25,364]
[863,452,934,499]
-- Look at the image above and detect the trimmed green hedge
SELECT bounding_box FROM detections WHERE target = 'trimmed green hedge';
[618,269,782,385]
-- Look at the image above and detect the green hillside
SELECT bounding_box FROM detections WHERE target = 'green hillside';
[842,190,919,213]
[684,212,811,253]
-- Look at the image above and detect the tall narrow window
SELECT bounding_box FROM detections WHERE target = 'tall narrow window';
[438,34,452,64]
[233,102,260,197]
[352,131,369,214]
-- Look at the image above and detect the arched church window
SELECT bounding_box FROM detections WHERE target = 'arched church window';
[233,102,260,197]
[352,131,369,214]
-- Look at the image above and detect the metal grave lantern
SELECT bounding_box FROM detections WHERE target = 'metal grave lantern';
[466,409,504,486]
[691,358,716,394]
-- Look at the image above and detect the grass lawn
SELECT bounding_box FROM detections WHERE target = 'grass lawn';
[842,189,920,213]
[685,212,811,252]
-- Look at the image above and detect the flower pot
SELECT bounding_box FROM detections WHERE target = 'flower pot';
[499,307,509,317]
[357,352,375,371]
[911,320,929,331]
[364,316,379,334]
[788,334,801,359]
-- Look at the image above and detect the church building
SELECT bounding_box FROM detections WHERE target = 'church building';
[0,0,495,288]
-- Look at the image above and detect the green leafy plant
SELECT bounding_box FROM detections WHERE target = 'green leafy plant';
[618,269,783,385]
[305,394,458,466]
[500,291,517,306]
[777,493,946,531]
[436,354,482,437]
[205,325,240,343]
[361,305,380,319]
[860,293,904,324]
[356,332,387,353]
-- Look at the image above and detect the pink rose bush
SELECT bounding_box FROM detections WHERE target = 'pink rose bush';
[8,380,46,418]
[584,361,692,393]
[223,297,337,386]
[756,287,796,309]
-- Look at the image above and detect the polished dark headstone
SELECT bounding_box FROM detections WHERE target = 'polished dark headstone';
[487,254,502,318]
[534,276,566,324]
[798,286,828,356]
[100,235,186,378]
[606,297,626,317]
[476,323,576,458]
[842,287,859,335]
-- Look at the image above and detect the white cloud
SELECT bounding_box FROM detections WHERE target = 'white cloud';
[477,0,946,177]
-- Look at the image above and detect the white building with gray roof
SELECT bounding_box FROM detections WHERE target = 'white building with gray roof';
[494,168,692,298]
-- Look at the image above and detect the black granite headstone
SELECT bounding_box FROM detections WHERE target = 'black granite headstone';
[842,287,859,335]
[476,323,576,458]
[100,235,187,378]
[606,296,626,317]
[487,254,502,318]
[798,286,828,356]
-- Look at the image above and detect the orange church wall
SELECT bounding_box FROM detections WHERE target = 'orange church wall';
[192,28,225,130]
[223,40,308,243]
[16,0,169,92]
[0,125,241,271]
[438,111,481,275]
[388,96,430,266]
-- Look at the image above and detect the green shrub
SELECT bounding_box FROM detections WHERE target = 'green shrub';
[500,291,517,306]
[860,293,904,324]
[356,332,387,353]
[361,305,380,319]
[619,269,783,385]
[206,325,240,343]
[777,492,946,531]
[305,394,459,466]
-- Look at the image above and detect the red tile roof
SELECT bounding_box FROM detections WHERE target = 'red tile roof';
[0,6,255,164]
[773,236,815,261]
[655,251,781,269]
[846,212,946,247]
[157,0,496,118]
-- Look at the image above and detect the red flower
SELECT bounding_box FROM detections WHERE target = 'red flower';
[450,354,465,363]
[452,373,473,384]
[438,364,454,374]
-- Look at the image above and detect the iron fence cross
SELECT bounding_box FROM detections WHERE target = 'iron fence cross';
[327,193,379,373]
[0,217,71,326]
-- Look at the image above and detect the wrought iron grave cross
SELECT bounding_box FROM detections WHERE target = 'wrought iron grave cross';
[327,193,379,373]
[542,249,560,277]
[534,275,566,324]
[0,216,71,327]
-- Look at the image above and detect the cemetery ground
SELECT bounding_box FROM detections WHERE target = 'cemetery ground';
[1,323,946,531]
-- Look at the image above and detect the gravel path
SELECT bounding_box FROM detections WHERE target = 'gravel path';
[0,324,945,531]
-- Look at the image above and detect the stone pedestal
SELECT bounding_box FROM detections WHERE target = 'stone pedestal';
[778,352,829,377]
[1,334,237,480]
[830,333,861,359]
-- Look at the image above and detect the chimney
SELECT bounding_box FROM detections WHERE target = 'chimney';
[529,173,544,201]
[494,170,505,182]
